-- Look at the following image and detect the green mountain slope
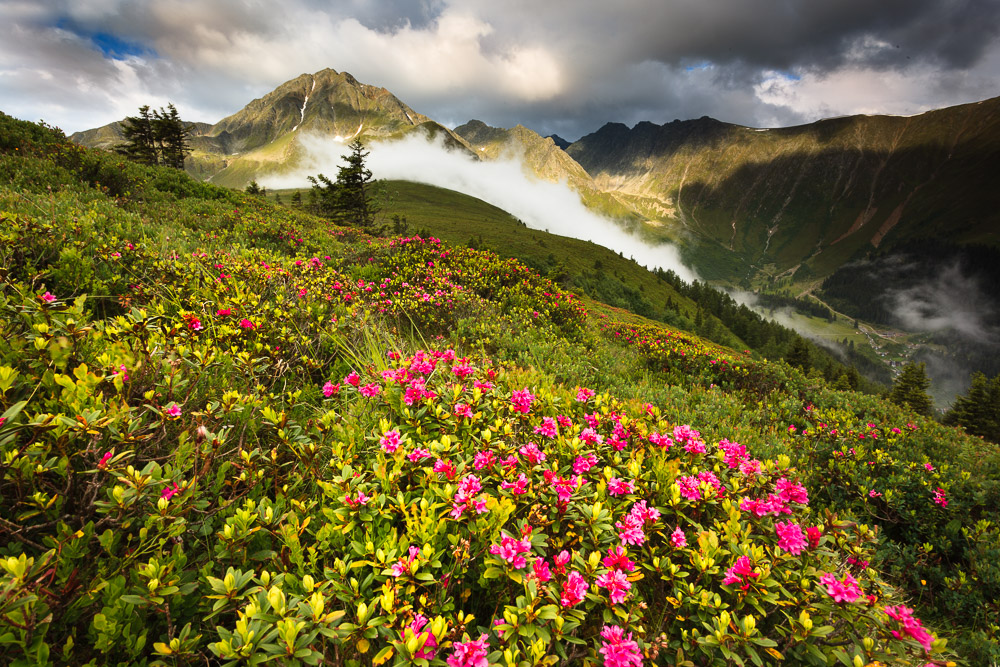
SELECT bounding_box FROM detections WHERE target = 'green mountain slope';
[567,98,1000,285]
[70,68,473,188]
[453,120,647,227]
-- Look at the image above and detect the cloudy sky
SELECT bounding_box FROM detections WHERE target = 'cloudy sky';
[3,0,999,139]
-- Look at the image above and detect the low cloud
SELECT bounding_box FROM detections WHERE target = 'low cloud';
[887,262,996,342]
[260,132,697,282]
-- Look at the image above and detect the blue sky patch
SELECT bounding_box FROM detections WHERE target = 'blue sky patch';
[55,18,153,59]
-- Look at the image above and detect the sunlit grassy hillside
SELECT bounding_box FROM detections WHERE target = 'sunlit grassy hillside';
[2,112,998,666]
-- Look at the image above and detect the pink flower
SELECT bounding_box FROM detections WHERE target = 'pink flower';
[718,439,747,467]
[573,453,598,474]
[924,462,934,472]
[560,571,588,608]
[608,477,635,496]
[775,521,807,555]
[510,388,535,414]
[447,634,489,667]
[933,487,948,507]
[575,387,595,402]
[722,555,759,588]
[473,450,496,470]
[676,476,703,501]
[518,442,546,465]
[344,371,361,386]
[552,550,571,575]
[531,559,552,583]
[434,458,457,480]
[595,569,631,604]
[450,474,488,518]
[602,546,636,573]
[40,291,56,303]
[322,381,339,397]
[579,427,602,445]
[359,382,381,397]
[868,489,882,498]
[819,572,863,603]
[404,614,438,660]
[238,318,256,330]
[390,546,421,577]
[98,451,113,469]
[451,362,475,380]
[165,403,182,418]
[454,403,474,419]
[408,447,431,462]
[670,526,687,548]
[501,473,529,495]
[344,491,370,507]
[380,429,401,453]
[533,417,558,438]
[599,625,643,667]
[615,514,646,546]
[884,605,935,653]
[629,500,660,525]
[161,482,180,501]
[550,474,579,504]
[648,431,673,450]
[806,526,822,550]
[775,478,809,505]
[489,534,532,569]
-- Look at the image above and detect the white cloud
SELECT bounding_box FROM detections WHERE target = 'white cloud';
[260,132,698,282]
[4,1,999,136]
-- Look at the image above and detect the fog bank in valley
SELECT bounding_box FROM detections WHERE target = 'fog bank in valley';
[260,132,698,283]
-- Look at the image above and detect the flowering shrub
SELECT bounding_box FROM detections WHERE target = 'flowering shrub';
[0,112,989,664]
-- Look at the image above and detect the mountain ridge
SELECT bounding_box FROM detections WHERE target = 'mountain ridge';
[70,71,1000,293]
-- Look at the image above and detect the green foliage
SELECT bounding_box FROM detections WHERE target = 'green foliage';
[944,372,1000,443]
[889,363,934,417]
[1,112,998,665]
[117,104,192,169]
[308,139,381,229]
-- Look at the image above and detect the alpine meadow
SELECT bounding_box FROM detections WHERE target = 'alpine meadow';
[3,8,1000,666]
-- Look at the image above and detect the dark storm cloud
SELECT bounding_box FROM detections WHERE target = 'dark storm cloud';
[2,0,999,137]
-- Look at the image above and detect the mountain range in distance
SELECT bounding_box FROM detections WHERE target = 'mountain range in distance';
[71,68,1000,298]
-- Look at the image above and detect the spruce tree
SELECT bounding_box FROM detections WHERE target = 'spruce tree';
[154,103,191,169]
[117,103,190,169]
[117,105,158,166]
[308,139,380,228]
[944,372,1000,442]
[889,362,934,416]
[785,336,811,370]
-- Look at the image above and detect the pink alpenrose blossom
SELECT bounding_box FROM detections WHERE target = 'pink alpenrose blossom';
[775,521,808,555]
[446,634,489,667]
[560,571,588,608]
[819,572,863,603]
[599,624,643,667]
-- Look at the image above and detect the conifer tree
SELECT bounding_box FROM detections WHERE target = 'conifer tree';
[307,139,380,228]
[154,103,191,169]
[944,372,1000,442]
[785,336,811,370]
[117,103,190,169]
[889,362,934,416]
[117,105,158,166]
